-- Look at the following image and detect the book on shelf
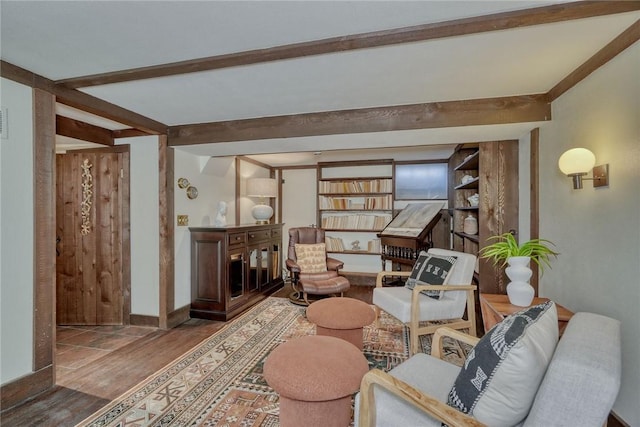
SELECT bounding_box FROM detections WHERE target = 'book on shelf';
[325,236,345,252]
[319,194,392,210]
[368,238,382,254]
[318,179,392,194]
[321,213,392,230]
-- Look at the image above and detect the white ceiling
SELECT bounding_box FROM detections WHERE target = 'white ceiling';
[2,1,638,166]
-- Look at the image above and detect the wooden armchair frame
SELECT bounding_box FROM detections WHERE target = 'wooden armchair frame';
[359,327,484,427]
[375,271,477,355]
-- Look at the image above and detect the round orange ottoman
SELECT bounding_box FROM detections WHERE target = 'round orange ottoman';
[307,297,376,350]
[263,335,369,427]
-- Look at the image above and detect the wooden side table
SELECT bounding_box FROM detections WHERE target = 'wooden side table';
[480,293,574,335]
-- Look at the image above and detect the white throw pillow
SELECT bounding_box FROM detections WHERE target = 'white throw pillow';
[447,301,559,426]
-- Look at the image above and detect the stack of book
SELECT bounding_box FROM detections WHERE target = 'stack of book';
[321,214,392,230]
[325,236,345,252]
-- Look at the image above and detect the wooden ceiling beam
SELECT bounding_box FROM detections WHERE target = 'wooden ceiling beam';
[56,115,114,146]
[168,95,551,146]
[548,19,640,101]
[56,1,640,89]
[1,60,167,134]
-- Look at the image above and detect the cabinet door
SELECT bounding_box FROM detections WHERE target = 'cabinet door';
[248,244,270,291]
[228,249,245,301]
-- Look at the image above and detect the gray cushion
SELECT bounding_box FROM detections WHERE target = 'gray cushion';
[523,312,621,427]
[354,353,461,427]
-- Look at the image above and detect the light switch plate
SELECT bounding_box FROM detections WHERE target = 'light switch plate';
[177,215,189,226]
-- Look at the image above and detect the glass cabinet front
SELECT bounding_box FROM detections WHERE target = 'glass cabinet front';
[229,252,244,299]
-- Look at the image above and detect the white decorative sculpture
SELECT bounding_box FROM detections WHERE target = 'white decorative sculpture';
[214,201,227,227]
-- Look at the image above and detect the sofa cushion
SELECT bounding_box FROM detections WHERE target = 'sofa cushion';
[294,243,328,273]
[405,251,456,299]
[447,301,558,427]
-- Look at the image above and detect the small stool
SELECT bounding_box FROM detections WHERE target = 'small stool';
[264,335,369,427]
[307,297,376,350]
[299,275,350,305]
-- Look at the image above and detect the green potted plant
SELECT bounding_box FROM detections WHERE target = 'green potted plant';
[479,233,559,306]
[479,232,559,272]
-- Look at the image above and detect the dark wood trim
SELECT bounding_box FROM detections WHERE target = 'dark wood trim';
[235,157,241,225]
[166,304,191,329]
[608,411,631,427]
[121,149,132,325]
[548,19,640,101]
[158,135,174,330]
[112,128,152,138]
[129,314,160,328]
[529,128,540,295]
[68,144,129,154]
[0,60,166,135]
[276,170,283,225]
[56,2,640,89]
[394,158,450,165]
[276,164,319,171]
[236,155,272,170]
[169,95,550,145]
[33,89,56,377]
[56,115,113,146]
[0,365,54,411]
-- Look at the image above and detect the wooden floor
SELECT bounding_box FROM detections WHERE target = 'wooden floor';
[0,283,374,426]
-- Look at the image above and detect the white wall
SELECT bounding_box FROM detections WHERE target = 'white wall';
[0,78,35,383]
[119,136,161,316]
[174,151,235,308]
[538,43,639,425]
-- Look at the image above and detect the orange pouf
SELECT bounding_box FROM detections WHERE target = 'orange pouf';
[307,297,376,350]
[263,335,369,427]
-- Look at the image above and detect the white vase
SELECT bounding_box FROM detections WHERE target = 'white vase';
[505,256,534,307]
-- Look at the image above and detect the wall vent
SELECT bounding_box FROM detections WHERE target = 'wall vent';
[0,107,7,139]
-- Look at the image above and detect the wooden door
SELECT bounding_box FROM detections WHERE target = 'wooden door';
[56,149,128,325]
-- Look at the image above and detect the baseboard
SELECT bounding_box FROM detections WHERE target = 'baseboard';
[167,304,191,329]
[130,314,159,328]
[0,364,53,411]
[608,411,630,427]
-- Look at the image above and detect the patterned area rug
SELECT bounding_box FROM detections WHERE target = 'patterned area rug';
[78,297,470,427]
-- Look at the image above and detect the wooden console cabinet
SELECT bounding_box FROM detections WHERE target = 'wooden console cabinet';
[189,224,284,321]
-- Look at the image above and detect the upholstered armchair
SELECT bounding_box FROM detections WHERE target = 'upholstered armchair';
[286,227,348,304]
[373,248,477,355]
[355,309,621,427]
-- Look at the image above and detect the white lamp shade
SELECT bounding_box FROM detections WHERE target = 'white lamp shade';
[246,178,277,197]
[558,148,596,175]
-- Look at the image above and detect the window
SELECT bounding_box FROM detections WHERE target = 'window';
[395,163,448,200]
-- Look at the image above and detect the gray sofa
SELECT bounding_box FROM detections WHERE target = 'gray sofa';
[356,311,621,427]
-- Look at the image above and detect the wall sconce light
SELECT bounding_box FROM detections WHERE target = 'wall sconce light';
[247,177,277,224]
[558,148,609,189]
[177,177,198,199]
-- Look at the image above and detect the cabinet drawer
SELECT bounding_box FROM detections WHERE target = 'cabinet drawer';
[228,232,246,246]
[248,229,271,243]
[271,227,282,239]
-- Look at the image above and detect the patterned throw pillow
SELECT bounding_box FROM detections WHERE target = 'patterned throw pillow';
[447,301,559,426]
[405,251,457,299]
[294,243,328,273]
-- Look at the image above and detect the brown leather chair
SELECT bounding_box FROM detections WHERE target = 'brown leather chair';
[286,227,349,304]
